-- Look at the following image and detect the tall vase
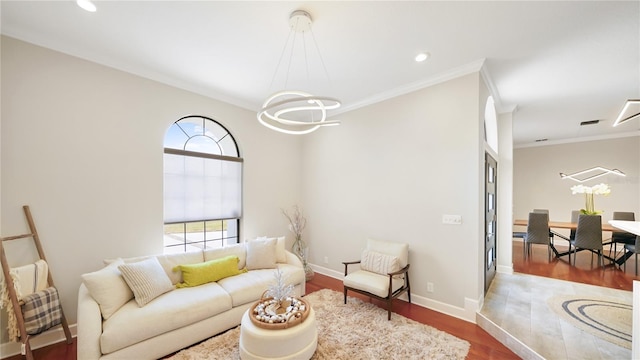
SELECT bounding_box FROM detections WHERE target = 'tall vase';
[584,193,595,215]
[292,236,314,281]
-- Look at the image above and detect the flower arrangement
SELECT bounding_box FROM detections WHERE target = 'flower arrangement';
[570,183,611,215]
[282,205,314,280]
[282,205,307,243]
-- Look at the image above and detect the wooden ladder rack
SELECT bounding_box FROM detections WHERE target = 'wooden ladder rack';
[0,205,72,360]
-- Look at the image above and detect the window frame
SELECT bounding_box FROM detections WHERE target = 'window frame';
[163,115,242,253]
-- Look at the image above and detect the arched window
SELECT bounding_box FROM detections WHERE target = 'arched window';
[163,115,242,253]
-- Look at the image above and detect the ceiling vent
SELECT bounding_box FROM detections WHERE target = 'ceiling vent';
[580,119,600,126]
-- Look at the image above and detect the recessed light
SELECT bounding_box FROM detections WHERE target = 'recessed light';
[415,52,430,62]
[77,0,97,12]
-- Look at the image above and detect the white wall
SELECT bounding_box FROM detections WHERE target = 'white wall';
[0,36,304,344]
[0,35,499,350]
[514,136,640,226]
[497,111,514,274]
[302,73,484,319]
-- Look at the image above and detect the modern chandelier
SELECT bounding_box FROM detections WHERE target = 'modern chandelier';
[559,166,626,183]
[612,99,640,127]
[257,10,341,135]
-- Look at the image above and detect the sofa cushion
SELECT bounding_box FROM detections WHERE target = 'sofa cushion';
[217,264,305,307]
[81,259,133,320]
[173,256,247,288]
[100,282,232,355]
[118,257,174,306]
[203,243,246,269]
[105,251,204,285]
[255,236,287,263]
[245,238,277,270]
[155,251,204,284]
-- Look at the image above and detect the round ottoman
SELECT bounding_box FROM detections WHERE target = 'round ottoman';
[239,306,317,360]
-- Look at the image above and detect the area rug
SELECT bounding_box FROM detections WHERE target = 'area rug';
[169,289,470,359]
[547,295,632,349]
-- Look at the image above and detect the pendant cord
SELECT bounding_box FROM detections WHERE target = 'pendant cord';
[285,30,297,89]
[268,28,294,92]
[310,29,332,87]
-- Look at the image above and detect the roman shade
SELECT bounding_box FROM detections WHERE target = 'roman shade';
[163,149,242,223]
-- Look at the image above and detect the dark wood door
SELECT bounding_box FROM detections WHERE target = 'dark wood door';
[484,153,497,291]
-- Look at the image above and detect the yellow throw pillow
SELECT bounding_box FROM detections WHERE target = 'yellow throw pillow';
[173,256,247,288]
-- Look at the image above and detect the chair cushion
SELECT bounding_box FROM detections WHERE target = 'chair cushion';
[343,270,405,298]
[367,238,409,267]
[360,249,401,275]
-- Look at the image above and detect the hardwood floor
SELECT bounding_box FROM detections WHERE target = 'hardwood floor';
[513,240,635,291]
[5,239,636,360]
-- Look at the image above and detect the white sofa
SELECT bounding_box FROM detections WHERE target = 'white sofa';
[77,238,305,360]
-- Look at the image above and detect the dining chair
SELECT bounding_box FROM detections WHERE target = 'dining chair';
[623,235,640,275]
[609,212,636,256]
[569,210,580,241]
[569,214,604,267]
[532,209,558,246]
[524,212,551,260]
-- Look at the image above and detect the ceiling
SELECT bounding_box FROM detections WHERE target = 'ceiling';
[2,1,639,146]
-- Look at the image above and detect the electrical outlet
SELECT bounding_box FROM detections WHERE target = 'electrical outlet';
[442,214,462,225]
[427,282,434,293]
[324,256,329,264]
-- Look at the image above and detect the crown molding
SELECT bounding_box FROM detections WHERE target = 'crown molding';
[335,59,487,116]
[514,131,640,149]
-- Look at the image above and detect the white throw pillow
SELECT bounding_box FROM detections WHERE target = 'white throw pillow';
[81,258,133,319]
[118,257,174,307]
[204,243,247,270]
[275,236,287,263]
[246,238,277,270]
[360,249,401,275]
[255,236,287,263]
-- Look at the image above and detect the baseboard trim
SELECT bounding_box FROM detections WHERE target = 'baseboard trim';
[310,264,477,323]
[0,324,77,358]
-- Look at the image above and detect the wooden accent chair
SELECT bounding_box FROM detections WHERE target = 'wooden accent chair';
[342,239,411,320]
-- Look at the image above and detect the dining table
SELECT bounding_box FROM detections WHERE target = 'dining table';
[513,219,617,232]
[608,220,640,266]
[513,218,622,264]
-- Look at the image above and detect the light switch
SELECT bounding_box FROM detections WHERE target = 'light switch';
[442,214,462,225]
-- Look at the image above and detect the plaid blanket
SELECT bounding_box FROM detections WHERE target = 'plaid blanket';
[21,287,62,335]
